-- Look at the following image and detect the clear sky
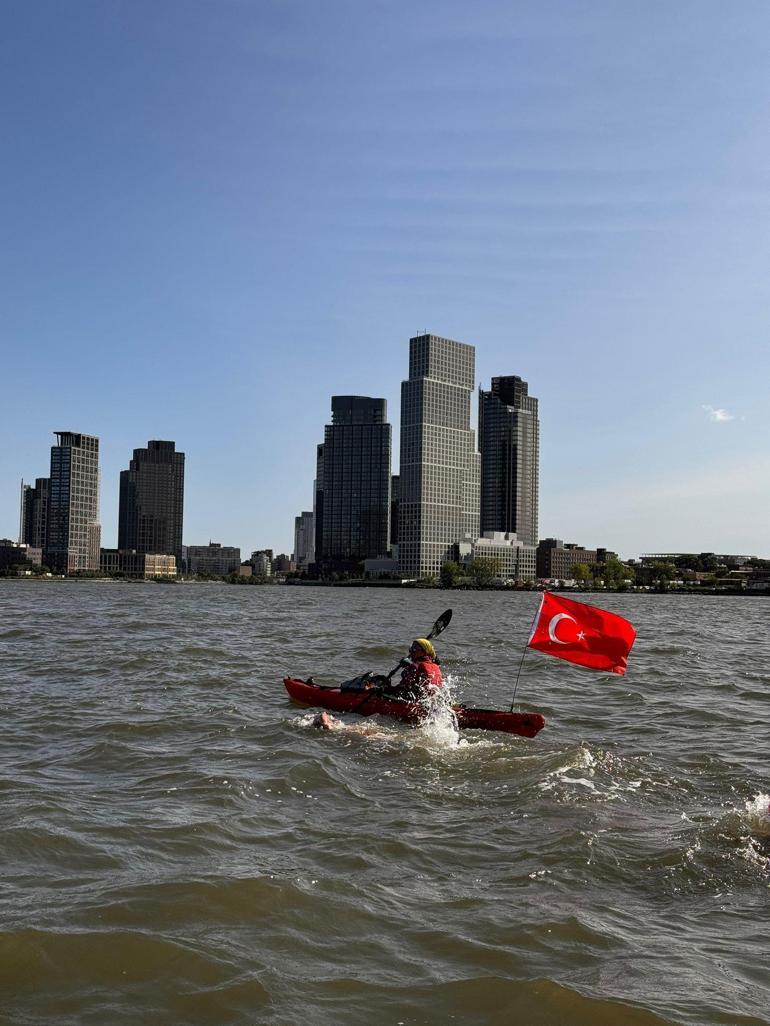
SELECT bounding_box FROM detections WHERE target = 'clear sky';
[2,0,769,560]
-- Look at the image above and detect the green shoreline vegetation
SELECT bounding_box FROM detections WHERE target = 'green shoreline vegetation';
[2,551,769,595]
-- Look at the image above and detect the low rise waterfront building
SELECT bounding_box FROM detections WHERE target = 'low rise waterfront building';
[639,552,755,569]
[536,539,616,579]
[185,543,241,577]
[713,570,751,589]
[454,531,537,581]
[363,556,401,579]
[272,554,295,574]
[747,570,770,592]
[100,549,177,578]
[251,550,273,577]
[0,539,41,571]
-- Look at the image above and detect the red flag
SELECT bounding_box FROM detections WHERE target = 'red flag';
[527,592,637,676]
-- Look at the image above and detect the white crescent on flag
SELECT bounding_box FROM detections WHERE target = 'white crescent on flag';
[548,613,576,644]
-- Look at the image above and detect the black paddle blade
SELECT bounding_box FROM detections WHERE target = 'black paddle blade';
[428,609,452,639]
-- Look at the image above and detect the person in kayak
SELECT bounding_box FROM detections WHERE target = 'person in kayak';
[383,638,443,700]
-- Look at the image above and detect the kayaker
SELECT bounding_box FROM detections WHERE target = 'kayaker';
[384,638,443,700]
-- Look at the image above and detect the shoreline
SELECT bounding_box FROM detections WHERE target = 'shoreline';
[1,576,767,597]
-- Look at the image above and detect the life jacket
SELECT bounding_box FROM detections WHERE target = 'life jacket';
[398,656,443,695]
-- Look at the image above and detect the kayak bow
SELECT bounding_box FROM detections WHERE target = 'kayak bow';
[283,677,545,738]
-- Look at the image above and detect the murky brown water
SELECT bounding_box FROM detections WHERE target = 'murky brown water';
[1,582,768,1025]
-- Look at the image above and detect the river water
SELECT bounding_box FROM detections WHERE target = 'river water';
[1,582,768,1026]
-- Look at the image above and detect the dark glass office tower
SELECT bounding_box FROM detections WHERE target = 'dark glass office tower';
[318,396,391,573]
[20,477,50,548]
[390,474,399,550]
[118,440,185,562]
[45,432,101,573]
[313,443,324,565]
[479,375,539,546]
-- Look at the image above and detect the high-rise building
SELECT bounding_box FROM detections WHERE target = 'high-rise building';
[20,477,50,548]
[317,396,391,573]
[313,443,324,567]
[389,474,399,551]
[44,431,101,574]
[479,375,539,546]
[399,333,480,578]
[293,511,314,567]
[118,440,185,563]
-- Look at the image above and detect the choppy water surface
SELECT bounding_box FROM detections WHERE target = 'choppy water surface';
[0,582,768,1026]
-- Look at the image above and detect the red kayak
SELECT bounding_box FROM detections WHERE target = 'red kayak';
[283,677,546,738]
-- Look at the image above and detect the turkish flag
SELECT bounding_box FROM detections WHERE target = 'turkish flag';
[527,592,637,676]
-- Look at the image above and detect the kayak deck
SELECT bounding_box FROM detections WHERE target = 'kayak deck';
[283,677,545,738]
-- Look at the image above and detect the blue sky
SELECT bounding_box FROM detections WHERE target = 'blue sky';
[2,0,769,559]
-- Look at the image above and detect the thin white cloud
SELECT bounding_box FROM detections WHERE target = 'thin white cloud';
[701,404,735,423]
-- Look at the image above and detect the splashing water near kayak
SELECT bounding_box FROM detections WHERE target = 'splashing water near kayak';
[745,793,770,837]
[410,675,461,748]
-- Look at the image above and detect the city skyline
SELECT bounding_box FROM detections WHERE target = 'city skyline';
[7,310,769,565]
[2,4,769,559]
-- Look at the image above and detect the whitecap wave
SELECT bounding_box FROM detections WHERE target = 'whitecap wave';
[744,792,770,837]
[537,744,644,801]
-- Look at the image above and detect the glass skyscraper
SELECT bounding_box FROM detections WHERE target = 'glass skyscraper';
[479,375,539,546]
[398,333,480,578]
[316,396,391,572]
[293,511,315,567]
[45,431,101,573]
[20,477,49,549]
[313,443,324,569]
[118,440,185,563]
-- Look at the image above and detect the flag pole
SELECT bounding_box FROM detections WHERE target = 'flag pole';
[510,592,545,712]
